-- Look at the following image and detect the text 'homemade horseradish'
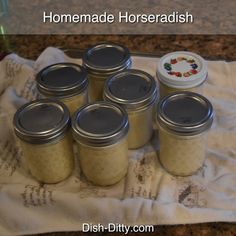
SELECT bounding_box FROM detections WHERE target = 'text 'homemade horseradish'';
[36,63,89,114]
[43,11,194,24]
[72,102,129,186]
[13,99,74,183]
[104,69,157,149]
[82,43,132,102]
[157,51,208,98]
[156,92,213,176]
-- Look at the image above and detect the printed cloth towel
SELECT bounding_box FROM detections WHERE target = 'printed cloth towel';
[0,47,236,236]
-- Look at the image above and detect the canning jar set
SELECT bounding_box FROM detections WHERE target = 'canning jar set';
[13,43,213,185]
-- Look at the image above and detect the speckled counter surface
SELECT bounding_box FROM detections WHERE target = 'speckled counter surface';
[1,35,236,236]
[1,35,236,61]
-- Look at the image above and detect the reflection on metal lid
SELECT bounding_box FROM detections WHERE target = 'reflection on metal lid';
[36,63,88,97]
[104,69,157,110]
[157,92,213,135]
[82,43,132,75]
[13,99,70,144]
[72,101,129,146]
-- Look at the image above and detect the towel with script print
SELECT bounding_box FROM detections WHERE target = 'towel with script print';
[0,47,236,235]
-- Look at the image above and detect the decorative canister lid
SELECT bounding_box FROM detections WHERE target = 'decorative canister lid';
[72,101,129,146]
[157,92,213,136]
[82,43,132,76]
[157,51,207,89]
[36,63,88,98]
[13,99,70,144]
[104,69,157,110]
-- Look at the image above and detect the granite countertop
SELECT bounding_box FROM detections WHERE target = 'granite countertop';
[1,35,236,61]
[1,35,236,236]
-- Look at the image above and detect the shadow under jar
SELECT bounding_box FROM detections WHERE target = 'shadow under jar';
[104,69,158,149]
[72,101,129,186]
[82,43,132,102]
[13,99,74,183]
[36,63,89,115]
[156,92,213,176]
[157,51,208,98]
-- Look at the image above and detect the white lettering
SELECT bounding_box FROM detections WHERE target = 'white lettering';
[42,11,115,24]
[124,225,130,235]
[43,11,53,23]
[118,11,194,24]
[43,11,194,24]
[186,12,194,23]
[108,223,116,232]
[119,11,128,23]
[82,223,90,232]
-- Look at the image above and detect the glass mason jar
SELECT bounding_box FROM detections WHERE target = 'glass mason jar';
[82,43,132,102]
[36,63,89,115]
[157,51,208,98]
[13,99,74,183]
[156,92,213,176]
[72,101,129,186]
[104,69,158,149]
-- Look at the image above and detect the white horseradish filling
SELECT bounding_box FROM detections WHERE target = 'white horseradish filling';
[159,127,207,176]
[39,89,88,115]
[60,89,88,115]
[20,133,74,183]
[87,75,107,102]
[127,104,154,149]
[159,80,204,99]
[77,137,128,186]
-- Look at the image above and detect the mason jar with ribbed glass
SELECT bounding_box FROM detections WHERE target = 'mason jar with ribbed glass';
[157,51,208,98]
[104,69,157,149]
[82,43,132,102]
[36,63,89,115]
[13,99,74,183]
[156,92,213,176]
[72,102,129,186]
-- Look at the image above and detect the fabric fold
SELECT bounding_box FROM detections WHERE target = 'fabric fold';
[0,47,236,235]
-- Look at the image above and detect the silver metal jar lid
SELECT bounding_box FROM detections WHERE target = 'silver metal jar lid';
[82,43,132,77]
[104,69,157,110]
[13,99,70,144]
[72,101,129,146]
[157,92,213,136]
[36,63,88,98]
